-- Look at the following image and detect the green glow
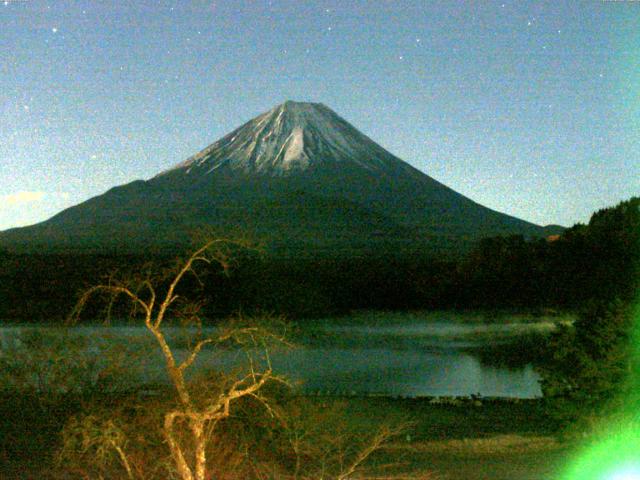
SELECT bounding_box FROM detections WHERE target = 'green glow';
[560,417,640,480]
[609,465,640,480]
[559,300,640,480]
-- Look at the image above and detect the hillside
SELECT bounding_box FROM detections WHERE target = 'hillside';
[0,101,561,255]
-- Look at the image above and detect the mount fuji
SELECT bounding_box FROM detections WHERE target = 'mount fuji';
[0,101,561,255]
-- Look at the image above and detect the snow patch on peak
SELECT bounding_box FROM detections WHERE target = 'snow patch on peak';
[280,100,325,112]
[157,101,408,178]
[281,126,307,168]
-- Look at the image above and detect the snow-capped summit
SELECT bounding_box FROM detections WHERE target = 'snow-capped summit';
[159,101,402,177]
[0,101,562,254]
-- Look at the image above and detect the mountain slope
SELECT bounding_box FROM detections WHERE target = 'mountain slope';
[0,101,561,255]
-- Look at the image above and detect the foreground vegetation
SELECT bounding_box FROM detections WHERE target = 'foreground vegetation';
[0,197,638,478]
[0,238,437,479]
[1,391,564,479]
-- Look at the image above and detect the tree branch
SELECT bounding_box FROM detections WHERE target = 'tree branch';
[178,338,214,372]
[155,239,241,328]
[69,284,151,324]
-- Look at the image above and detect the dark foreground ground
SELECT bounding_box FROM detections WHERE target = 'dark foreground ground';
[1,394,571,479]
[343,397,571,480]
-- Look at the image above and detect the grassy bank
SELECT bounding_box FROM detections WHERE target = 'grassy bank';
[0,392,569,479]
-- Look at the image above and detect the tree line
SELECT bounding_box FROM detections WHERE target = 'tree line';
[1,197,638,323]
[535,197,640,433]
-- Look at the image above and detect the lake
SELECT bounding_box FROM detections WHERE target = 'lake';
[0,313,564,399]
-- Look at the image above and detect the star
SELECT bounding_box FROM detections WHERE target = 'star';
[399,55,404,60]
[416,38,421,43]
[527,21,532,27]
[23,105,29,111]
[52,27,58,33]
[3,1,8,6]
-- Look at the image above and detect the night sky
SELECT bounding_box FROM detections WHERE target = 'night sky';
[1,0,638,230]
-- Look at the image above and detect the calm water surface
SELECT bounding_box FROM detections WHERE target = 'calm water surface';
[0,318,554,398]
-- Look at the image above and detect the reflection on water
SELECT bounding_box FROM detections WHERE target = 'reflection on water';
[266,347,541,398]
[0,321,546,398]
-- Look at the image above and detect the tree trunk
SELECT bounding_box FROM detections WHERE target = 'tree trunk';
[165,412,194,480]
[192,419,207,480]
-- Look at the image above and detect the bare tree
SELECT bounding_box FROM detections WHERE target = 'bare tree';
[69,238,289,480]
[59,414,136,480]
[280,399,435,480]
[65,238,436,480]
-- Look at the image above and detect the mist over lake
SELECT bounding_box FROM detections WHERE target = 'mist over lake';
[1,312,561,399]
